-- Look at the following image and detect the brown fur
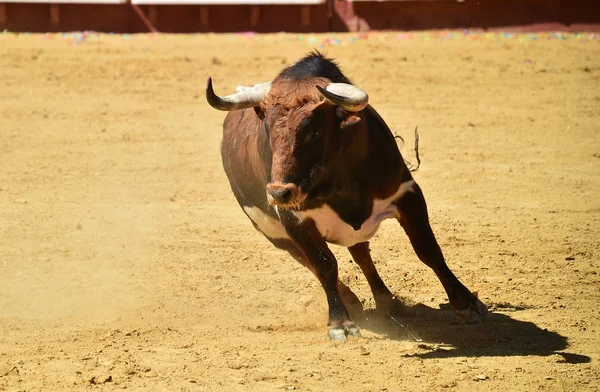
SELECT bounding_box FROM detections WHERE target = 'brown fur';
[262,77,330,110]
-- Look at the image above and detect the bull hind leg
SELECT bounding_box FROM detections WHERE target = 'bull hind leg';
[394,180,488,324]
[348,242,404,315]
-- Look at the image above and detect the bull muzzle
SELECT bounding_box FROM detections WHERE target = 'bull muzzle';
[266,183,306,209]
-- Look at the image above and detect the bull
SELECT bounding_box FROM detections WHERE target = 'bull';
[206,52,487,340]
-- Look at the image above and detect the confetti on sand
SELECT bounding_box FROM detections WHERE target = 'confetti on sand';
[2,29,598,47]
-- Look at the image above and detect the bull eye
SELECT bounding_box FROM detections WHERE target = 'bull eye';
[304,128,323,145]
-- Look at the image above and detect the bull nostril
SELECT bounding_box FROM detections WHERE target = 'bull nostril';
[268,187,292,203]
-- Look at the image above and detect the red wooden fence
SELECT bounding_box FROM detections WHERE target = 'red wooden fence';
[0,0,598,33]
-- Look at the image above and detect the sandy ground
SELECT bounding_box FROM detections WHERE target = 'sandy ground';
[0,32,599,391]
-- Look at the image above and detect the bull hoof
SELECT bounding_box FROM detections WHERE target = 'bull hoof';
[455,297,488,324]
[328,322,362,341]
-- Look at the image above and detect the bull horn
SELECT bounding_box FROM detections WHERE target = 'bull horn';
[316,83,369,112]
[206,77,271,111]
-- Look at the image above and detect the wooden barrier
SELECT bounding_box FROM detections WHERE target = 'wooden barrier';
[0,0,125,28]
[0,0,598,33]
[130,0,324,31]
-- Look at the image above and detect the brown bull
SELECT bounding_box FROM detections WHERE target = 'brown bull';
[206,52,487,340]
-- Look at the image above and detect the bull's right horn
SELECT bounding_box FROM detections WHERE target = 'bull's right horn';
[206,77,271,111]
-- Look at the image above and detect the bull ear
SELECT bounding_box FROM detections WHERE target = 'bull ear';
[335,107,361,130]
[254,106,265,120]
[341,114,361,130]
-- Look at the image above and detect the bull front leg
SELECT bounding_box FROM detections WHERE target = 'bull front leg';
[278,210,361,340]
[394,180,488,323]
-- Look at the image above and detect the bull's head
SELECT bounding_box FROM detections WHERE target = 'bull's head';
[207,77,369,210]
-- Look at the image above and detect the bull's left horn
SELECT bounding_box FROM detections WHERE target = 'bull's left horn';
[316,83,369,112]
[206,77,271,111]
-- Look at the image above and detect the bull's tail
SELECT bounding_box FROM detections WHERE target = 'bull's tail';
[394,126,421,173]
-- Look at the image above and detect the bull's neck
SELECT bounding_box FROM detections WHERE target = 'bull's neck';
[308,106,408,220]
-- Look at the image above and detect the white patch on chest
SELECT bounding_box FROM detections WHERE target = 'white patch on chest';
[296,185,404,247]
[243,206,289,240]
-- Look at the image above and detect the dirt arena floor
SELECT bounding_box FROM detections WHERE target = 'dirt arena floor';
[1,32,599,391]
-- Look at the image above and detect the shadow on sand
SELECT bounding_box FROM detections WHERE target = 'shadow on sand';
[354,302,590,363]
